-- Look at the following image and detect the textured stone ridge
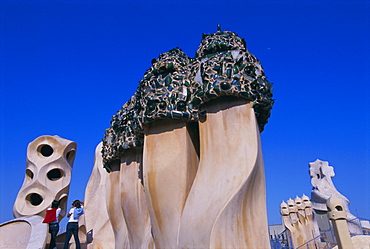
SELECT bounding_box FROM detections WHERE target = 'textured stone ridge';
[102,28,274,168]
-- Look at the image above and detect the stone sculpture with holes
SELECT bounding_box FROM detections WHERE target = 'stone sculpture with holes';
[309,159,363,235]
[13,135,76,218]
[327,197,354,249]
[0,135,77,249]
[328,197,370,249]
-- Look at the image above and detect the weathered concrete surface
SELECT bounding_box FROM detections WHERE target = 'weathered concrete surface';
[280,195,320,249]
[327,197,354,249]
[0,215,47,249]
[143,119,199,249]
[119,147,154,249]
[105,160,130,248]
[310,159,362,235]
[179,99,270,249]
[331,235,370,249]
[84,142,115,249]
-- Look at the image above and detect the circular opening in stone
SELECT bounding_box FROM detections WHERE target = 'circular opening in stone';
[27,193,43,206]
[40,145,54,157]
[66,150,76,165]
[47,168,63,181]
[335,205,343,211]
[26,169,34,180]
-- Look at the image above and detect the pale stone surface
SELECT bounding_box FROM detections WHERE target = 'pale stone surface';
[107,99,270,249]
[84,142,115,249]
[331,235,370,249]
[302,194,321,245]
[13,135,76,219]
[0,215,48,249]
[0,219,32,248]
[280,201,295,246]
[327,197,354,249]
[280,195,320,249]
[285,198,300,247]
[103,145,154,249]
[178,99,270,248]
[309,159,362,235]
[105,160,130,248]
[119,148,154,249]
[295,196,310,247]
[143,119,199,249]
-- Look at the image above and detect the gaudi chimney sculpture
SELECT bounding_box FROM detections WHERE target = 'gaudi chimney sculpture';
[13,135,76,219]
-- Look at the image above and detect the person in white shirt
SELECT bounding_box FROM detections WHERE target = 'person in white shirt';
[63,200,84,249]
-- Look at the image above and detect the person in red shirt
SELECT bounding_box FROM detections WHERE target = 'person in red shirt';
[46,200,61,249]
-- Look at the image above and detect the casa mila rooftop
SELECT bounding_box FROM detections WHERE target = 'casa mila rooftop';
[1,27,369,249]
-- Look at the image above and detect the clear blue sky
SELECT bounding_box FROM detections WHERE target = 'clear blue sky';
[1,0,369,227]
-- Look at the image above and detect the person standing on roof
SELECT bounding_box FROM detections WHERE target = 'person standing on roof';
[63,200,84,249]
[43,200,61,249]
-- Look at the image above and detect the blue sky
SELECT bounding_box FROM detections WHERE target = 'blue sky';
[1,0,369,227]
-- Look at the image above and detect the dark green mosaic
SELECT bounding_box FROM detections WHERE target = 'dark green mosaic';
[196,29,247,57]
[102,92,143,171]
[137,48,200,124]
[102,28,274,169]
[193,30,273,130]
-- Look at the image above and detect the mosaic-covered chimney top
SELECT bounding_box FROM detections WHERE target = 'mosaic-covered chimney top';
[102,27,274,170]
[196,28,247,57]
